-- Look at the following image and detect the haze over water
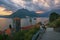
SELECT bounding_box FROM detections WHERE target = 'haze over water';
[0,17,48,31]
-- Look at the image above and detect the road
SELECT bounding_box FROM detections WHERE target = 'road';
[37,28,60,40]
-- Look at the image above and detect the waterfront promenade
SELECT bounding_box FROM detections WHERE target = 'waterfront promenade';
[37,28,60,40]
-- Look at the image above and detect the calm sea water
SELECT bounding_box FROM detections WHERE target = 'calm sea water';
[0,17,48,31]
[0,18,13,31]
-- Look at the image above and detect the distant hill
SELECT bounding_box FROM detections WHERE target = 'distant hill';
[38,9,60,17]
[0,15,10,18]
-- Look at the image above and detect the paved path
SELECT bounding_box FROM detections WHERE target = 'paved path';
[37,28,60,40]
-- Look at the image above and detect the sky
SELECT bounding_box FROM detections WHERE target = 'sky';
[0,0,60,15]
[0,6,12,15]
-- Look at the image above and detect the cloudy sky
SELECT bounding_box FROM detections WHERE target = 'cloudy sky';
[0,0,60,15]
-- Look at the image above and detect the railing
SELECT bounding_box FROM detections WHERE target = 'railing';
[32,29,45,40]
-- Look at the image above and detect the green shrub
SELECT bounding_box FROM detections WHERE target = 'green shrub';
[0,34,3,40]
[49,18,60,28]
[13,25,40,40]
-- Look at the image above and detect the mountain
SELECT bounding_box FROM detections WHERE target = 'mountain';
[38,9,60,17]
[0,15,10,18]
[10,9,38,18]
[0,9,38,18]
[51,9,60,14]
[0,9,60,18]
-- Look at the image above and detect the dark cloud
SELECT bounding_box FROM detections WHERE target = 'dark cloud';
[23,0,32,1]
[0,0,60,12]
[0,0,22,12]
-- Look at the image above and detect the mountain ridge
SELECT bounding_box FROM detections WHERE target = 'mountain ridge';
[0,9,60,18]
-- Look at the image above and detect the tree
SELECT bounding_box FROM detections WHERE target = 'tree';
[49,18,60,27]
[54,19,60,27]
[49,12,59,22]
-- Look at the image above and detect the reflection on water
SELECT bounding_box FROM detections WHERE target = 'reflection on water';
[21,18,36,27]
[0,18,13,31]
[0,17,48,31]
